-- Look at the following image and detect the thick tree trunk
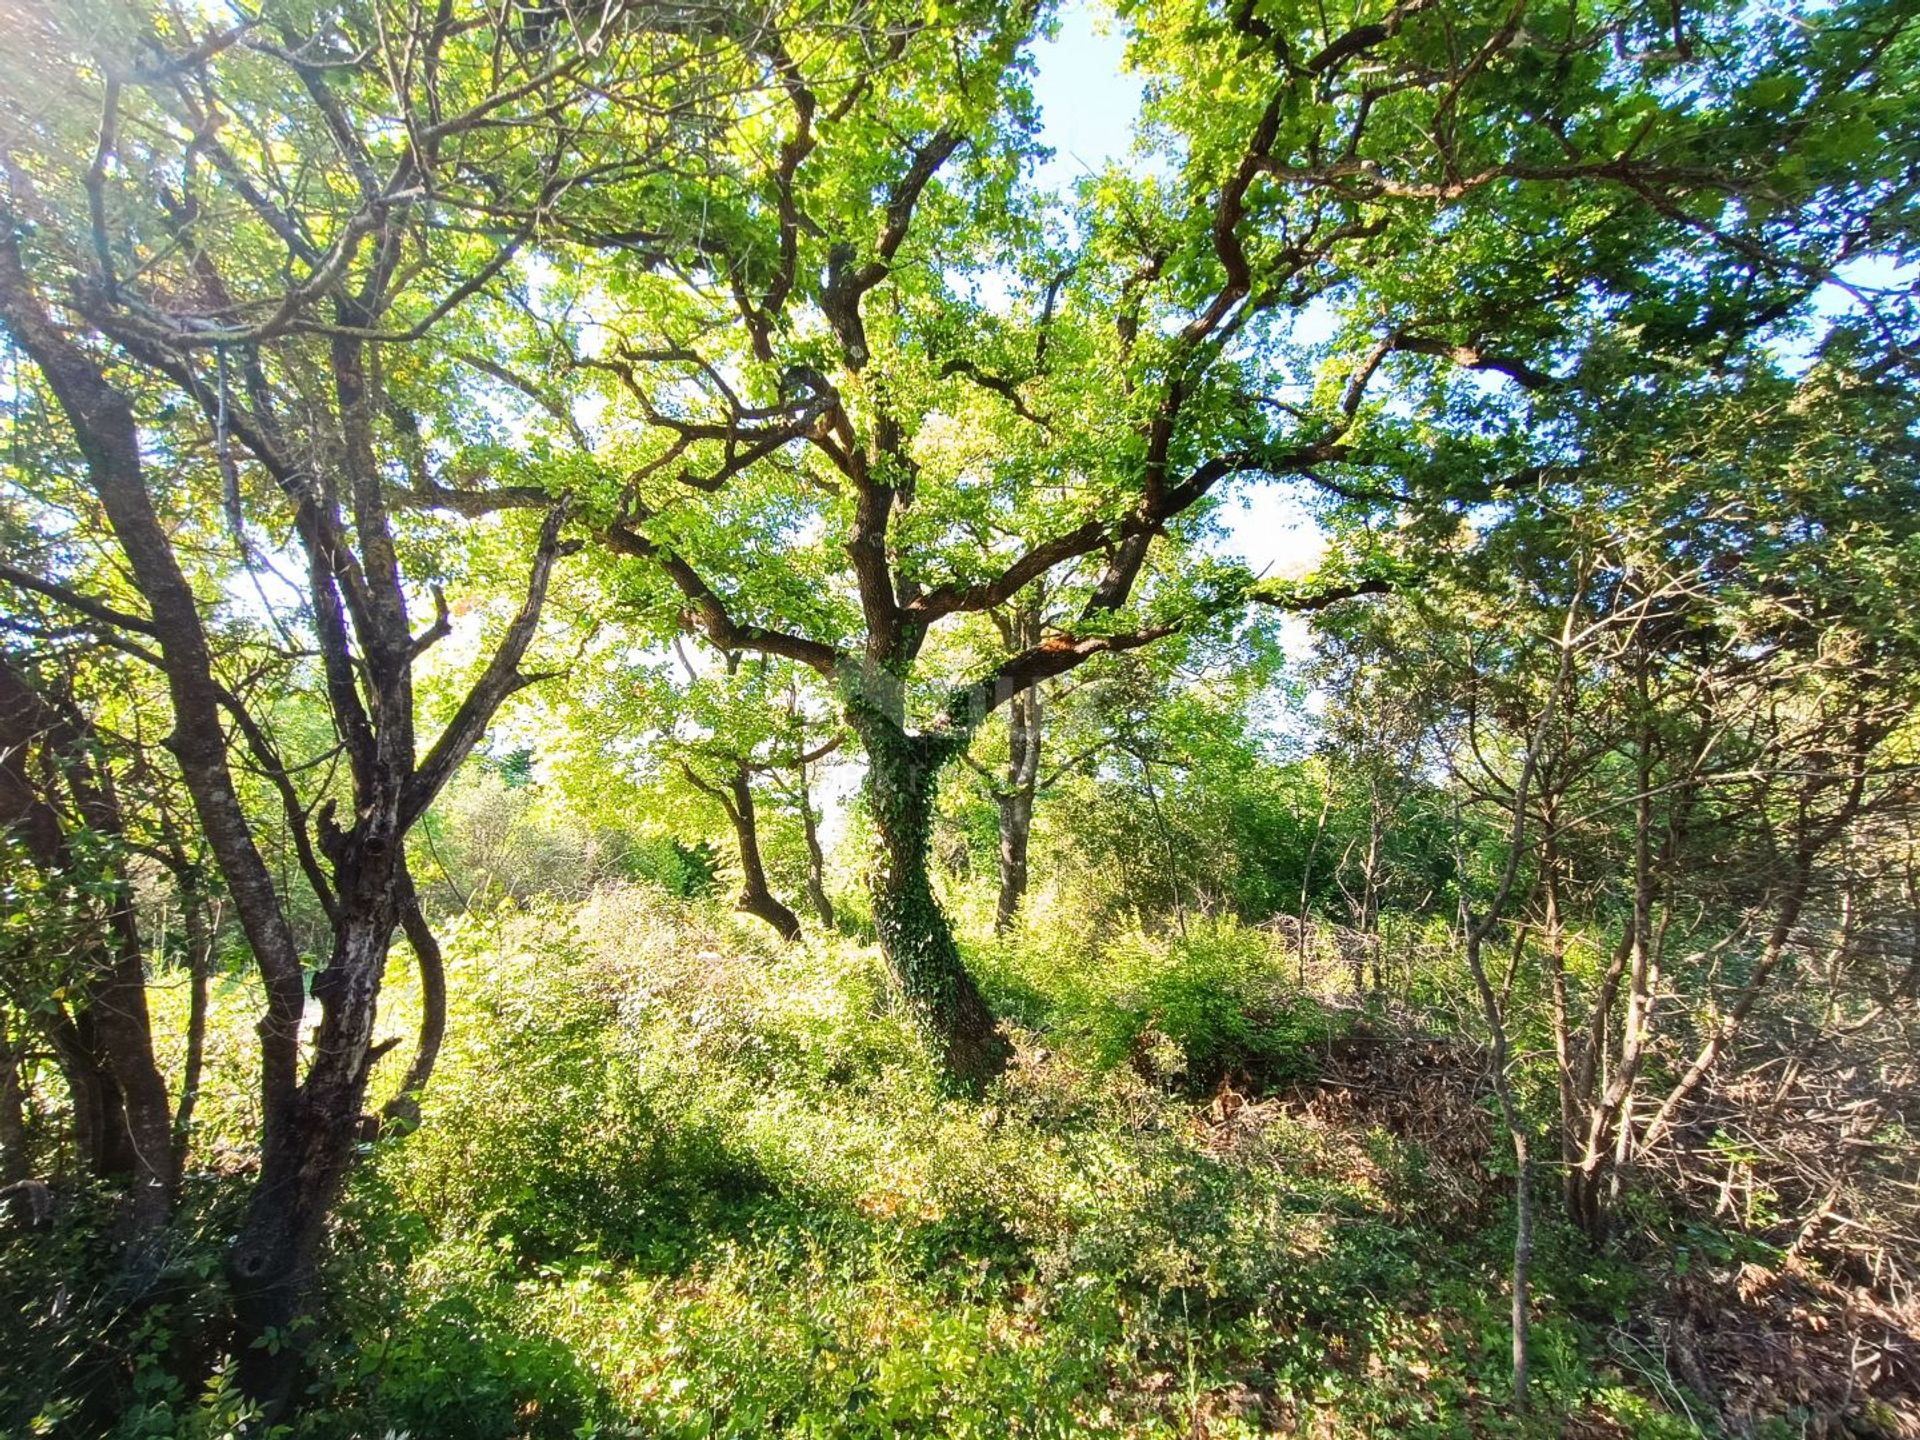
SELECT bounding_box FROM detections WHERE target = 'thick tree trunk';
[856,713,1010,1089]
[229,901,398,1408]
[738,888,803,942]
[40,1009,130,1180]
[0,660,174,1230]
[93,899,177,1238]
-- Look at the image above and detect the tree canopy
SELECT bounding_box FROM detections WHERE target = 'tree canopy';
[1,0,1916,1428]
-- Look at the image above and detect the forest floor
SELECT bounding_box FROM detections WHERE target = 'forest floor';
[11,884,1919,1438]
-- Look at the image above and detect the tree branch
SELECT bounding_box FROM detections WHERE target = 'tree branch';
[0,562,159,635]
[601,518,841,674]
[404,499,573,825]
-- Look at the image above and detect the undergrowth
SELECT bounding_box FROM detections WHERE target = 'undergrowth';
[7,886,1715,1437]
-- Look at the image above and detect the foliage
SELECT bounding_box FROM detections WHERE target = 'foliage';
[0,0,1915,1429]
[163,886,1694,1437]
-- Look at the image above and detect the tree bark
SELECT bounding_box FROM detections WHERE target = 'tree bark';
[728,768,802,942]
[685,761,803,942]
[1454,578,1581,1409]
[0,225,569,1412]
[379,866,445,1136]
[0,1006,31,1186]
[0,660,175,1234]
[1351,791,1385,995]
[1542,852,1590,1233]
[0,234,309,1240]
[171,882,213,1161]
[993,673,1041,934]
[991,606,1043,935]
[994,786,1035,935]
[92,881,177,1239]
[795,759,836,930]
[229,896,400,1407]
[1592,707,1660,1220]
[1466,921,1533,1407]
[854,710,1010,1089]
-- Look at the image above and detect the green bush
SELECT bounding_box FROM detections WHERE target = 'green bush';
[978,916,1345,1092]
[625,836,725,899]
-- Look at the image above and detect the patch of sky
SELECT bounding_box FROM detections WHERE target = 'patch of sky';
[1028,1,1143,196]
[1775,255,1918,373]
[959,1,1151,316]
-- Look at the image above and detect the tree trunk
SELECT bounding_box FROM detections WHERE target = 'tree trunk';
[1597,717,1660,1219]
[0,659,175,1232]
[993,675,1041,934]
[986,602,1043,935]
[1509,1127,1534,1405]
[1296,783,1332,984]
[379,868,445,1136]
[1,224,570,1413]
[1,233,308,1271]
[1353,797,1385,997]
[229,901,399,1409]
[1565,925,1631,1236]
[39,1008,130,1180]
[795,760,836,930]
[1542,856,1589,1234]
[994,787,1035,935]
[0,1006,30,1186]
[93,896,177,1239]
[855,712,1010,1089]
[171,885,213,1160]
[1452,586,1580,1410]
[728,769,802,942]
[1466,922,1533,1408]
[685,759,803,942]
[1566,709,1671,1237]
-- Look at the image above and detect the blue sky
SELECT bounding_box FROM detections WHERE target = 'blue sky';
[1028,4,1139,193]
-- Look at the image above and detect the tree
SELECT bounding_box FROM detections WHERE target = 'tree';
[1323,328,1920,1406]
[0,0,758,1401]
[544,0,1919,1088]
[655,645,842,942]
[974,592,1050,934]
[1544,342,1920,1234]
[1,0,1910,1407]
[0,652,176,1245]
[957,580,1146,935]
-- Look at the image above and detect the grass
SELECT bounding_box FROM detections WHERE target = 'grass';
[35,885,1708,1438]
